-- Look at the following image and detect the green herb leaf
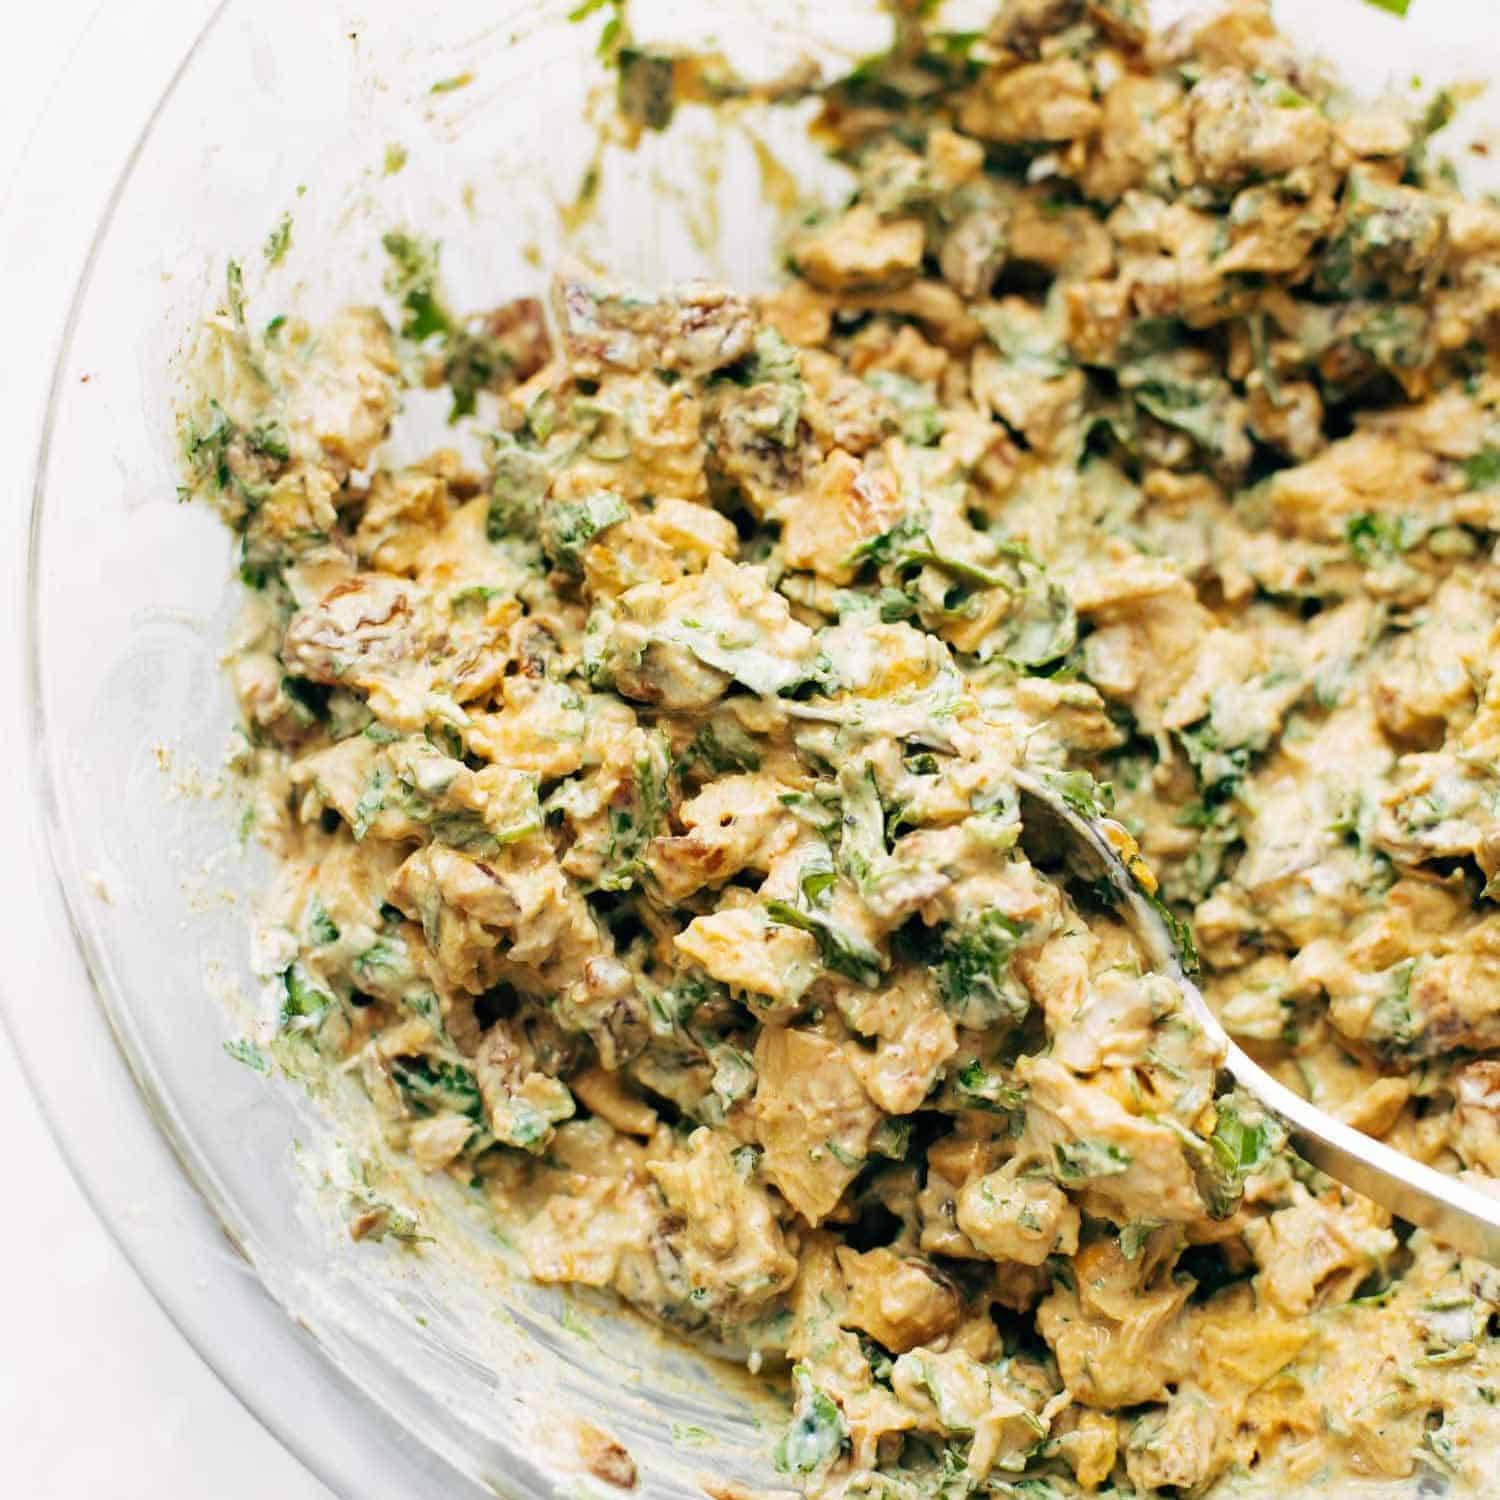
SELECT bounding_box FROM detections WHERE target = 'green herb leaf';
[382,231,453,341]
[306,898,340,947]
[774,1367,847,1475]
[352,767,389,840]
[486,433,551,547]
[1195,1095,1276,1218]
[442,328,515,422]
[1038,768,1114,821]
[733,326,805,447]
[263,213,292,266]
[800,860,837,906]
[390,1053,485,1122]
[1053,1139,1132,1184]
[598,733,671,893]
[1176,719,1253,804]
[865,370,943,446]
[225,259,246,328]
[184,399,236,493]
[224,1036,270,1074]
[1345,511,1420,564]
[953,1060,1027,1115]
[678,721,761,776]
[765,900,883,987]
[870,1117,912,1160]
[847,515,1009,591]
[541,491,630,575]
[1120,1219,1164,1261]
[936,912,1030,1029]
[1463,449,1500,490]
[1367,958,1419,1054]
[279,962,334,1031]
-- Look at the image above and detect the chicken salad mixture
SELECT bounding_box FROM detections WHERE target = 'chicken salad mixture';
[187,1,1500,1495]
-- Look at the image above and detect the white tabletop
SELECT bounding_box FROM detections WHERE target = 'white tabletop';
[0,10,330,1497]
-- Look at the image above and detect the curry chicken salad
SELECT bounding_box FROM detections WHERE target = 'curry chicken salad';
[186,1,1500,1494]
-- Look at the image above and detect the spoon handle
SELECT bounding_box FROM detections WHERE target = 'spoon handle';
[1221,1035,1500,1265]
[1015,769,1500,1267]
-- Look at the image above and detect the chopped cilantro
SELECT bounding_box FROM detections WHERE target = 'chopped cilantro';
[487,433,550,545]
[765,900,883,987]
[566,0,627,57]
[306,898,340,947]
[279,962,333,1030]
[184,399,236,493]
[870,1118,912,1160]
[541,491,630,575]
[247,421,290,463]
[426,811,504,857]
[679,721,761,776]
[734,326,804,447]
[865,371,943,446]
[1368,959,1420,1054]
[1145,889,1200,976]
[225,258,246,328]
[598,733,670,892]
[442,328,515,422]
[1345,512,1419,564]
[263,213,292,266]
[1463,449,1500,490]
[1039,768,1114,821]
[1195,1096,1276,1219]
[953,1060,1027,1115]
[824,1138,862,1169]
[1176,719,1253,804]
[774,1367,846,1475]
[382,230,452,341]
[1120,1219,1164,1260]
[352,767,388,840]
[449,585,505,614]
[800,859,838,906]
[1053,1139,1132,1184]
[850,516,1010,591]
[936,912,1029,1029]
[390,1053,484,1122]
[224,1036,270,1074]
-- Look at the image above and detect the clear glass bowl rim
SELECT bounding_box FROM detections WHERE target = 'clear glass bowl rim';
[5,3,510,1495]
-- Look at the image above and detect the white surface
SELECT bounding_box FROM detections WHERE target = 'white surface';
[0,8,331,1498]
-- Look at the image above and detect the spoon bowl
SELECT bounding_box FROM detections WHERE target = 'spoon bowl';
[1016,768,1500,1268]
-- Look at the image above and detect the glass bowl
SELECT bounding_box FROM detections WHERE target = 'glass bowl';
[3,1,1498,1496]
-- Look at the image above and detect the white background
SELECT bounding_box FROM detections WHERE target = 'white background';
[0,7,330,1497]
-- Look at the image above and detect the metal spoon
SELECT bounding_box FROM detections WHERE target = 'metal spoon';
[1015,768,1500,1267]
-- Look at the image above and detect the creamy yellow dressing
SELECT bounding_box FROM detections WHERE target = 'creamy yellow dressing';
[190,2,1500,1495]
